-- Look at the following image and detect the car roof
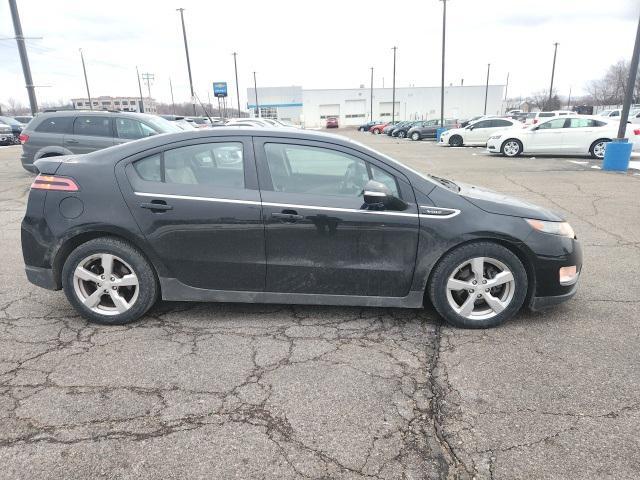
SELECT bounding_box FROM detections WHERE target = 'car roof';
[35,110,158,121]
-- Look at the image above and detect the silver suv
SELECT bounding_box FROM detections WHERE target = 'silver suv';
[19,111,182,172]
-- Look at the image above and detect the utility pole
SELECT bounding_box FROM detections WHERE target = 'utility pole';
[502,72,509,115]
[253,71,259,117]
[440,0,447,126]
[567,86,572,110]
[136,66,144,113]
[177,8,196,115]
[548,42,559,110]
[8,0,38,115]
[79,49,92,110]
[391,46,397,123]
[169,78,176,114]
[233,52,241,117]
[483,63,490,115]
[616,13,640,139]
[141,72,154,103]
[370,67,374,120]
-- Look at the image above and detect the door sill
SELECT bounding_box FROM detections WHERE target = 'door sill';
[160,277,424,308]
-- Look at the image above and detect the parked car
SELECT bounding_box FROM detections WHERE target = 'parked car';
[226,118,275,128]
[370,122,392,134]
[439,118,521,147]
[186,117,222,128]
[486,115,640,159]
[13,115,34,124]
[630,110,640,124]
[357,120,383,132]
[326,117,339,128]
[19,111,182,172]
[0,115,25,138]
[598,108,640,121]
[392,121,422,138]
[524,110,573,125]
[22,127,582,329]
[0,123,14,145]
[387,121,412,136]
[160,115,198,131]
[407,119,459,141]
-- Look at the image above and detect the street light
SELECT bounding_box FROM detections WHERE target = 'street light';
[548,42,559,109]
[391,47,397,124]
[370,67,374,120]
[440,0,447,126]
[79,48,92,110]
[253,71,259,117]
[233,52,241,117]
[177,8,196,116]
[483,63,490,115]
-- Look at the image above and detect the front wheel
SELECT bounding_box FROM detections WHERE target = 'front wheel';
[411,132,421,141]
[358,127,365,132]
[590,138,611,159]
[62,237,158,325]
[397,131,406,139]
[501,139,523,157]
[428,242,528,328]
[449,135,463,147]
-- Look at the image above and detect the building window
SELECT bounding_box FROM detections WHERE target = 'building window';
[92,102,98,106]
[114,101,120,105]
[122,101,129,105]
[345,114,366,118]
[259,106,277,119]
[76,102,84,106]
[101,101,110,106]
[380,113,391,117]
[320,115,341,119]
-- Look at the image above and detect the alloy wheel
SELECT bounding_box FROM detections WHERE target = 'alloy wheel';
[503,140,520,156]
[73,253,139,315]
[593,141,606,159]
[412,132,420,141]
[445,256,516,321]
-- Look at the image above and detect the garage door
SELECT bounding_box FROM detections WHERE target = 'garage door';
[344,99,366,126]
[319,104,340,120]
[379,101,400,120]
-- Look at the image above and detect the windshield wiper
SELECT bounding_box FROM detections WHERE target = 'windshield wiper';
[429,175,460,192]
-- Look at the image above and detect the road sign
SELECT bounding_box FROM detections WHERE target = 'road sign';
[213,82,228,98]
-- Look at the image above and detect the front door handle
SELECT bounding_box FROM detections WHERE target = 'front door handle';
[66,139,79,144]
[272,211,304,222]
[140,201,173,212]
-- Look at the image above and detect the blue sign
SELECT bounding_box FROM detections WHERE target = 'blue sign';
[213,82,228,98]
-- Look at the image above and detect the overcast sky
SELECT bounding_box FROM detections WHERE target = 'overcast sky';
[0,0,638,110]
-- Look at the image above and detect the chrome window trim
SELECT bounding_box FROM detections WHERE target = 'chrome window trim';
[134,192,460,219]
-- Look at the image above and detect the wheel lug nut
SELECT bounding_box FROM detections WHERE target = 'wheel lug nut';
[472,280,477,285]
[468,289,474,293]
[110,277,115,281]
[482,280,487,284]
[485,289,489,292]
[112,286,117,290]
[477,294,482,298]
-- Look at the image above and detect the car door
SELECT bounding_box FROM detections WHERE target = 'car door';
[64,115,115,154]
[479,119,516,145]
[113,117,158,145]
[116,137,265,292]
[465,120,493,144]
[253,137,420,297]
[527,118,569,153]
[562,117,601,153]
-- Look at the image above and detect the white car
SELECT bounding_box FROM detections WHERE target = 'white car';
[524,110,573,125]
[486,115,640,159]
[439,118,521,147]
[225,118,276,128]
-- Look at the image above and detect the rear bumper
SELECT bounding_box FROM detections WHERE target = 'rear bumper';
[25,265,58,290]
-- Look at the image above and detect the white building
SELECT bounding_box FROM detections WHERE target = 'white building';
[70,96,157,114]
[247,85,505,128]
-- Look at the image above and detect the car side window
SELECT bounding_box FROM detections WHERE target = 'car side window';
[473,120,492,129]
[568,118,599,128]
[493,119,513,127]
[34,117,73,134]
[73,116,112,137]
[132,142,244,188]
[115,118,157,139]
[264,143,398,198]
[537,118,567,130]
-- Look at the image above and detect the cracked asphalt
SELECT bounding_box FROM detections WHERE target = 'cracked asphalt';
[1,133,639,479]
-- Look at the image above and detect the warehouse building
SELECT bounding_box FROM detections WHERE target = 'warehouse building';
[247,84,505,128]
[70,96,157,114]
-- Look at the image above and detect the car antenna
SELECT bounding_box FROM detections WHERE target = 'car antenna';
[193,92,215,124]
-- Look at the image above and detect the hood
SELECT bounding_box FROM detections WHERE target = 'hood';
[457,181,563,221]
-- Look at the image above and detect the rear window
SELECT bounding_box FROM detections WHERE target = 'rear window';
[73,116,112,137]
[34,117,74,134]
[539,113,554,118]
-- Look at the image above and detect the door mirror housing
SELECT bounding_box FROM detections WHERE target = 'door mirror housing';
[362,180,407,211]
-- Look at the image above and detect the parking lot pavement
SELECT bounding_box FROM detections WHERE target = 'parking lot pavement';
[0,134,639,479]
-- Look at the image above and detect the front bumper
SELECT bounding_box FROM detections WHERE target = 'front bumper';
[25,265,58,290]
[529,280,579,311]
[486,141,500,153]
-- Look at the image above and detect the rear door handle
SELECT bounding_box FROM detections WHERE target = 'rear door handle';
[66,139,79,144]
[140,201,173,212]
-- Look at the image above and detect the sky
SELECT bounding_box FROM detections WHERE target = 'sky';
[0,0,638,111]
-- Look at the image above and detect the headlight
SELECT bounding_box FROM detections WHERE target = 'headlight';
[489,134,502,140]
[525,219,575,238]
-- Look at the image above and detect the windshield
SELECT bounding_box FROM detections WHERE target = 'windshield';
[0,116,22,126]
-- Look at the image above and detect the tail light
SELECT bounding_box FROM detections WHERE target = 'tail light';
[31,174,79,191]
[18,133,29,144]
[633,129,640,136]
[533,119,538,124]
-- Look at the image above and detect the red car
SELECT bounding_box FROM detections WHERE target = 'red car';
[369,122,389,134]
[325,117,339,128]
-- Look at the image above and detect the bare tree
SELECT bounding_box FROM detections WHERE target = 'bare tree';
[6,98,23,115]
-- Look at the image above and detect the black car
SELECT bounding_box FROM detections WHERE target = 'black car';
[386,121,410,136]
[407,119,459,141]
[357,120,382,132]
[392,121,423,138]
[22,128,582,328]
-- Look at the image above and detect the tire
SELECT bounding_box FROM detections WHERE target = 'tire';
[358,127,365,132]
[501,138,523,157]
[448,135,463,147]
[411,132,421,141]
[61,237,158,325]
[589,138,611,159]
[397,131,406,139]
[372,128,380,135]
[428,242,528,329]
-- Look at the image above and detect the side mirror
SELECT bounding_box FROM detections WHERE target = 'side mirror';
[467,125,474,130]
[362,180,407,211]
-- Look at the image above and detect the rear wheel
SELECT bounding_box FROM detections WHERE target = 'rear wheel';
[449,135,463,147]
[397,131,406,139]
[590,138,611,159]
[411,132,421,141]
[62,237,158,325]
[501,139,523,157]
[372,128,380,135]
[429,242,528,328]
